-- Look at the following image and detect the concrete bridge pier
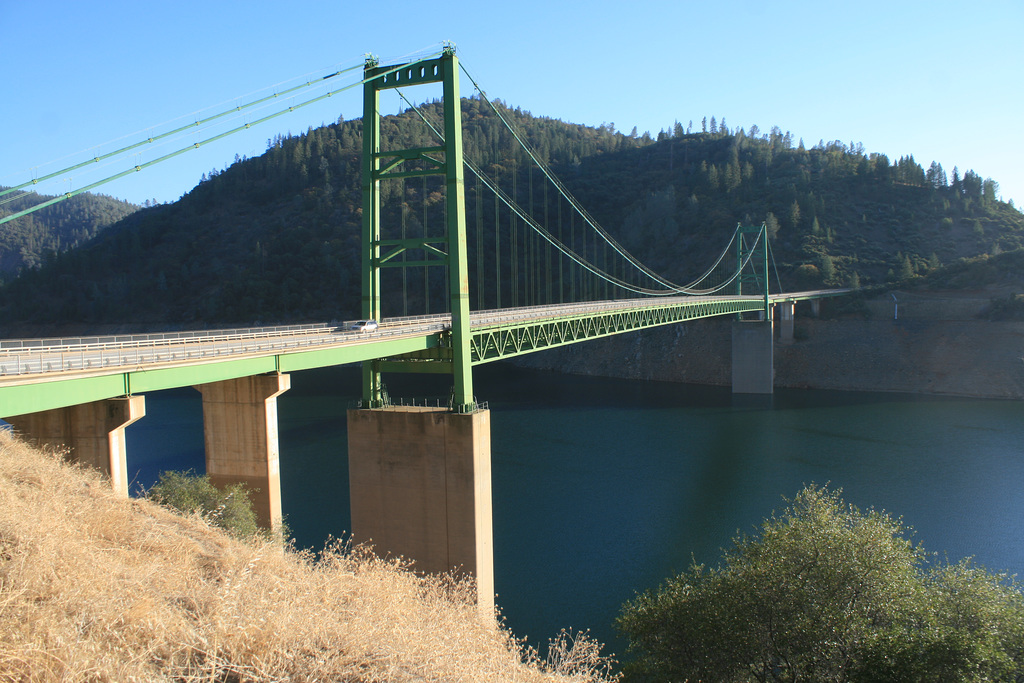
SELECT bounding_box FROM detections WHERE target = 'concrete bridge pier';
[195,373,290,532]
[347,406,494,617]
[732,320,774,394]
[5,396,146,496]
[776,301,796,344]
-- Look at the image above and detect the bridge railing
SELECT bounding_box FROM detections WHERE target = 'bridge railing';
[468,294,765,327]
[0,319,449,378]
[0,322,344,353]
[378,313,451,328]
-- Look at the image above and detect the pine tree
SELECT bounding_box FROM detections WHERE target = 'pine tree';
[707,164,720,190]
[899,254,915,280]
[724,163,741,192]
[820,253,836,283]
[788,200,802,231]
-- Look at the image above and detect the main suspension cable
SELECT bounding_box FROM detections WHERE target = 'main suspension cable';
[0,53,445,226]
[0,64,363,205]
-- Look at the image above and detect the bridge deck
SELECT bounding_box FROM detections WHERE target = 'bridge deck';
[0,291,846,417]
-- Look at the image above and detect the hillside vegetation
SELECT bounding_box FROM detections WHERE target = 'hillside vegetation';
[0,432,617,682]
[0,189,138,277]
[1,100,1022,328]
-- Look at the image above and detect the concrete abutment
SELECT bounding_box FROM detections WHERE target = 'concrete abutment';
[6,396,146,496]
[347,406,494,617]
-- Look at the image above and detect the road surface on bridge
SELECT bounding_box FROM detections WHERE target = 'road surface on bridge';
[0,290,844,382]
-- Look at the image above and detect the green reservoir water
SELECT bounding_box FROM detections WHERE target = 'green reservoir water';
[124,363,1024,655]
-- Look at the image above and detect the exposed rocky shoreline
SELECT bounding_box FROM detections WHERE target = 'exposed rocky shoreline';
[512,292,1024,400]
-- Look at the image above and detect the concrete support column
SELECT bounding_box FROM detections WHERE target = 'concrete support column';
[811,299,821,317]
[732,320,774,394]
[347,406,494,618]
[196,373,290,531]
[6,396,146,496]
[777,301,795,345]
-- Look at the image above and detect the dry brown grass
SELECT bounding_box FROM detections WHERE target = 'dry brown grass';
[0,431,618,682]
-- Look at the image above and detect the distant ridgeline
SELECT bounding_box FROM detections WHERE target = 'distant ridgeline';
[1,99,1022,327]
[0,188,138,277]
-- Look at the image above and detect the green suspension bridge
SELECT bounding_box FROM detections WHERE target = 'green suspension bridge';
[0,46,847,602]
[0,48,847,595]
[0,46,843,418]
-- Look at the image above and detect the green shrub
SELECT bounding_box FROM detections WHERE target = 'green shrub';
[146,470,260,539]
[617,485,1024,682]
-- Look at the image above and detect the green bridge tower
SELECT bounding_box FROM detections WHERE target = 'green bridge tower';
[360,45,475,412]
[350,46,494,617]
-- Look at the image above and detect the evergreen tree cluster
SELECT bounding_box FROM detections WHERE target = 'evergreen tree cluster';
[577,125,1023,291]
[1,99,1021,328]
[0,189,138,278]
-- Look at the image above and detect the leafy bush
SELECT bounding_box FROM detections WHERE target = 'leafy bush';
[617,485,1024,682]
[146,470,259,539]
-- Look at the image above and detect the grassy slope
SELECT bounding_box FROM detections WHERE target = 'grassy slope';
[0,432,616,682]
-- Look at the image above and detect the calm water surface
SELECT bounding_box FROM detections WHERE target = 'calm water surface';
[123,364,1024,654]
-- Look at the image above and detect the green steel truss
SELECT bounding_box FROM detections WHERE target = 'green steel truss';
[466,298,767,364]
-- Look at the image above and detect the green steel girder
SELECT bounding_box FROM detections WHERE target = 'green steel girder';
[376,237,449,268]
[376,359,453,374]
[469,298,766,364]
[374,346,453,374]
[369,60,446,89]
[375,146,446,179]
[276,333,441,373]
[0,333,442,418]
[771,288,853,303]
[381,347,453,362]
[0,373,131,419]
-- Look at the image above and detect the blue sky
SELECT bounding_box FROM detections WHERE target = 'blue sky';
[3,0,1022,209]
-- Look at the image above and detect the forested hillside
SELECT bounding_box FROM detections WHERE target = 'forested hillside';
[1,99,1021,329]
[0,190,138,278]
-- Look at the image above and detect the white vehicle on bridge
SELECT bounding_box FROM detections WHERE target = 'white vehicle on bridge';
[349,320,379,333]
